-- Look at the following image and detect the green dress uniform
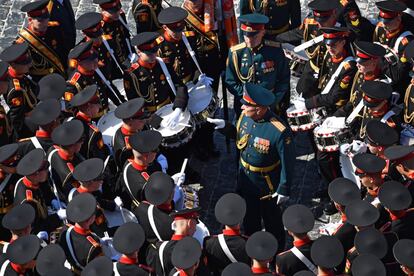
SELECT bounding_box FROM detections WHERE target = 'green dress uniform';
[239,0,301,40]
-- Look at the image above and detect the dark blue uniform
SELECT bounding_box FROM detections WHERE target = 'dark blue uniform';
[225,41,290,116]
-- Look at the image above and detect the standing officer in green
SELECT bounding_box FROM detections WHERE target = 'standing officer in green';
[208,83,296,251]
[239,0,301,40]
[225,13,290,117]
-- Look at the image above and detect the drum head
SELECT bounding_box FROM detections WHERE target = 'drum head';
[155,104,192,137]
[188,84,213,115]
[97,111,123,148]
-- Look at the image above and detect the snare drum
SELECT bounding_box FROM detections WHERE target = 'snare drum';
[97,111,123,150]
[187,83,218,125]
[154,104,195,148]
[313,125,352,152]
[286,106,326,132]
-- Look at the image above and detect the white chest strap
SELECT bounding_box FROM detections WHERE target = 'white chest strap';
[13,178,23,198]
[1,243,8,254]
[181,34,203,74]
[346,99,364,125]
[148,204,163,242]
[217,234,238,263]
[118,17,133,56]
[290,247,317,275]
[95,68,122,104]
[158,241,168,275]
[393,31,413,53]
[30,136,44,150]
[173,271,180,276]
[68,188,77,202]
[321,57,355,95]
[65,226,84,269]
[0,260,10,276]
[102,38,124,74]
[47,148,64,212]
[0,174,12,194]
[123,162,140,207]
[113,262,120,276]
[156,57,177,96]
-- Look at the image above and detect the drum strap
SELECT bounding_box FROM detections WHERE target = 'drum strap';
[321,56,355,95]
[158,241,168,275]
[381,110,396,123]
[0,260,10,276]
[101,38,124,74]
[290,247,317,275]
[148,204,163,242]
[173,271,180,276]
[0,174,11,194]
[123,163,140,207]
[13,178,23,198]
[181,34,203,74]
[47,149,65,215]
[95,68,123,104]
[66,226,84,269]
[113,262,120,276]
[30,136,44,150]
[156,57,176,95]
[68,188,76,202]
[117,17,133,56]
[393,31,413,54]
[1,243,8,254]
[346,100,364,125]
[217,234,238,263]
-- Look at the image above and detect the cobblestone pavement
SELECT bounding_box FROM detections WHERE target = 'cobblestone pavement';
[0,0,379,239]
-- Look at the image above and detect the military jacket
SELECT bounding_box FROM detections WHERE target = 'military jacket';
[0,173,19,216]
[155,237,182,276]
[403,78,414,125]
[0,255,35,275]
[203,229,249,274]
[390,209,414,240]
[236,111,295,196]
[240,0,301,37]
[305,52,357,113]
[59,225,103,271]
[6,74,38,140]
[225,41,290,104]
[113,260,152,276]
[17,26,66,82]
[17,130,54,156]
[337,0,374,42]
[113,126,132,169]
[158,31,197,84]
[132,0,162,33]
[101,13,131,68]
[276,238,313,276]
[123,59,188,111]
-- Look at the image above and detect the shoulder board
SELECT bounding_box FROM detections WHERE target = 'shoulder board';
[141,172,150,181]
[230,42,247,52]
[128,63,140,73]
[64,92,74,102]
[70,72,81,85]
[13,79,22,90]
[270,118,286,132]
[340,0,349,7]
[86,236,100,247]
[156,36,164,44]
[69,59,77,69]
[343,62,351,70]
[66,162,75,172]
[48,21,60,27]
[101,34,112,40]
[26,190,33,201]
[304,17,317,25]
[184,31,195,37]
[264,40,280,48]
[15,37,25,44]
[89,123,99,132]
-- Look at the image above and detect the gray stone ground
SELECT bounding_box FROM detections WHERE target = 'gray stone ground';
[0,0,379,240]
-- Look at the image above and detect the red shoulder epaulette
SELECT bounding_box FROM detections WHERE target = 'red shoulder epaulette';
[86,236,100,247]
[26,190,33,201]
[89,123,99,132]
[141,172,150,181]
[13,79,22,90]
[66,162,74,172]
[128,63,140,73]
[70,72,81,85]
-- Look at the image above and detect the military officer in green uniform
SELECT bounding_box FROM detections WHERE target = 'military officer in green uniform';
[207,83,295,251]
[239,0,301,41]
[225,13,290,117]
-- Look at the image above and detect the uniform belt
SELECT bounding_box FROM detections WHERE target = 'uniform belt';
[266,24,290,35]
[240,158,280,173]
[146,98,171,112]
[0,205,13,214]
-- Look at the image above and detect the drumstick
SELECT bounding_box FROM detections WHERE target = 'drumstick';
[178,123,192,127]
[177,158,188,187]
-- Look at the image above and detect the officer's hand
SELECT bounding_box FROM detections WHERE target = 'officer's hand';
[172,172,186,187]
[198,73,214,87]
[37,231,49,242]
[276,194,289,205]
[162,108,182,129]
[206,118,226,129]
[57,209,67,220]
[114,196,123,209]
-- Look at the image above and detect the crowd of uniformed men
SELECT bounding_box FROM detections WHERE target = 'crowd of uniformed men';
[1,0,414,275]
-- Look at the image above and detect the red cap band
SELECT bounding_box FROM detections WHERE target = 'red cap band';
[313,10,333,18]
[240,23,265,32]
[356,50,373,59]
[323,31,349,39]
[243,93,257,105]
[379,10,399,19]
[100,0,121,10]
[28,7,49,17]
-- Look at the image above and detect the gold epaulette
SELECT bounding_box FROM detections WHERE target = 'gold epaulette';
[13,79,22,90]
[102,34,112,40]
[270,117,286,132]
[15,37,25,44]
[48,21,60,27]
[343,62,351,70]
[230,42,246,52]
[184,31,195,37]
[69,59,77,68]
[264,40,280,48]
[304,17,317,25]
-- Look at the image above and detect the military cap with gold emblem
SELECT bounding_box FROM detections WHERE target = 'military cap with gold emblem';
[353,152,386,175]
[238,13,269,36]
[21,0,50,19]
[75,12,104,38]
[365,120,399,147]
[131,32,163,53]
[320,27,351,45]
[240,83,275,106]
[69,84,100,108]
[28,99,61,126]
[93,0,122,13]
[37,74,66,101]
[360,80,392,107]
[158,7,188,32]
[0,42,31,65]
[68,41,98,62]
[376,0,406,23]
[308,0,338,23]
[354,41,386,63]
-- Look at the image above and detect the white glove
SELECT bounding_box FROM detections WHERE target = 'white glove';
[206,117,225,130]
[172,172,186,187]
[162,108,182,129]
[291,97,306,110]
[51,199,66,210]
[129,53,138,63]
[37,231,48,241]
[100,236,112,247]
[156,154,169,173]
[57,209,67,220]
[323,116,346,129]
[350,140,367,155]
[114,196,123,209]
[197,73,213,87]
[276,193,290,205]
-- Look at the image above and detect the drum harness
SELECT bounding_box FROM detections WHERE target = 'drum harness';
[122,162,141,207]
[290,247,318,275]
